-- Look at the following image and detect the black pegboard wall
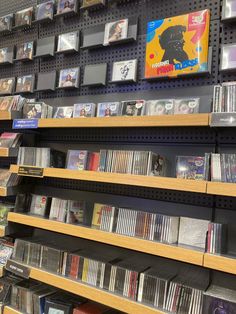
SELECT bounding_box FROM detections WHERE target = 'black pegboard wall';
[0,0,223,99]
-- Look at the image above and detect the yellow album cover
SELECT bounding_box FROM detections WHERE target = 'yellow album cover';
[145,10,210,79]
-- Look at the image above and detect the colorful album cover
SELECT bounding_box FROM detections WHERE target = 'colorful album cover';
[174,98,200,114]
[53,106,73,119]
[15,7,33,27]
[15,75,34,93]
[0,48,9,64]
[57,0,77,14]
[104,19,128,45]
[66,150,88,170]
[121,100,146,116]
[0,78,15,95]
[222,0,236,20]
[176,156,206,180]
[58,67,79,88]
[112,59,137,82]
[36,1,54,21]
[57,32,78,52]
[146,99,174,115]
[23,103,42,119]
[16,42,33,60]
[97,102,121,117]
[221,44,236,71]
[73,103,96,117]
[0,14,12,32]
[145,10,210,79]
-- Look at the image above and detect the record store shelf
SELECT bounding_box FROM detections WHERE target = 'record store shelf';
[36,114,210,128]
[207,182,236,197]
[7,213,204,266]
[203,253,236,275]
[5,261,165,314]
[10,165,207,194]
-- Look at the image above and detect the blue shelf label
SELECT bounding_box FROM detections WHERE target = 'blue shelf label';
[13,119,39,129]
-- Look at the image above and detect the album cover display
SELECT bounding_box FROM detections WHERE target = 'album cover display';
[29,194,50,217]
[58,68,79,88]
[81,0,106,9]
[14,7,33,28]
[111,59,137,82]
[57,0,78,15]
[176,155,208,180]
[36,1,54,21]
[15,75,34,93]
[16,42,34,61]
[53,107,74,118]
[0,14,13,32]
[57,32,79,52]
[178,217,209,249]
[220,44,236,71]
[0,47,12,64]
[145,10,210,79]
[0,95,26,111]
[97,102,122,117]
[104,19,128,45]
[121,100,146,116]
[0,78,15,95]
[174,98,200,114]
[146,99,174,115]
[66,150,88,170]
[66,200,85,225]
[222,0,236,20]
[73,103,96,117]
[23,102,53,119]
[49,198,68,222]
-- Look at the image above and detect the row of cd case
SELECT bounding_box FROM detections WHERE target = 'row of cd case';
[0,60,138,95]
[0,32,80,64]
[0,1,106,33]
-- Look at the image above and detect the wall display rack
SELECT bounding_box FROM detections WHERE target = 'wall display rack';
[0,0,235,313]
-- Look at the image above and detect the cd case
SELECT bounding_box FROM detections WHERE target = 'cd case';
[220,44,236,71]
[57,32,79,53]
[0,78,15,95]
[15,75,35,94]
[36,1,54,22]
[103,19,128,46]
[111,59,138,83]
[16,42,34,61]
[14,7,33,28]
[56,0,78,15]
[222,0,236,20]
[97,102,122,117]
[53,107,74,119]
[73,103,96,117]
[0,14,13,33]
[58,67,80,89]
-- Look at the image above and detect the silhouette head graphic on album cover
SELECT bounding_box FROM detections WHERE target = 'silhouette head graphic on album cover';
[159,25,189,64]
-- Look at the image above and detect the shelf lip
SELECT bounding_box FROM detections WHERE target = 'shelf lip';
[0,111,21,120]
[207,181,236,197]
[35,114,210,128]
[0,147,18,157]
[10,165,207,194]
[4,307,21,314]
[5,261,164,314]
[7,213,204,266]
[204,253,236,275]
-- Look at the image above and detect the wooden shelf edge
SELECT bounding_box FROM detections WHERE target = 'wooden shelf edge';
[207,182,236,197]
[0,225,6,237]
[204,253,236,275]
[4,306,21,314]
[10,165,207,194]
[37,114,210,128]
[0,111,21,120]
[7,213,204,266]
